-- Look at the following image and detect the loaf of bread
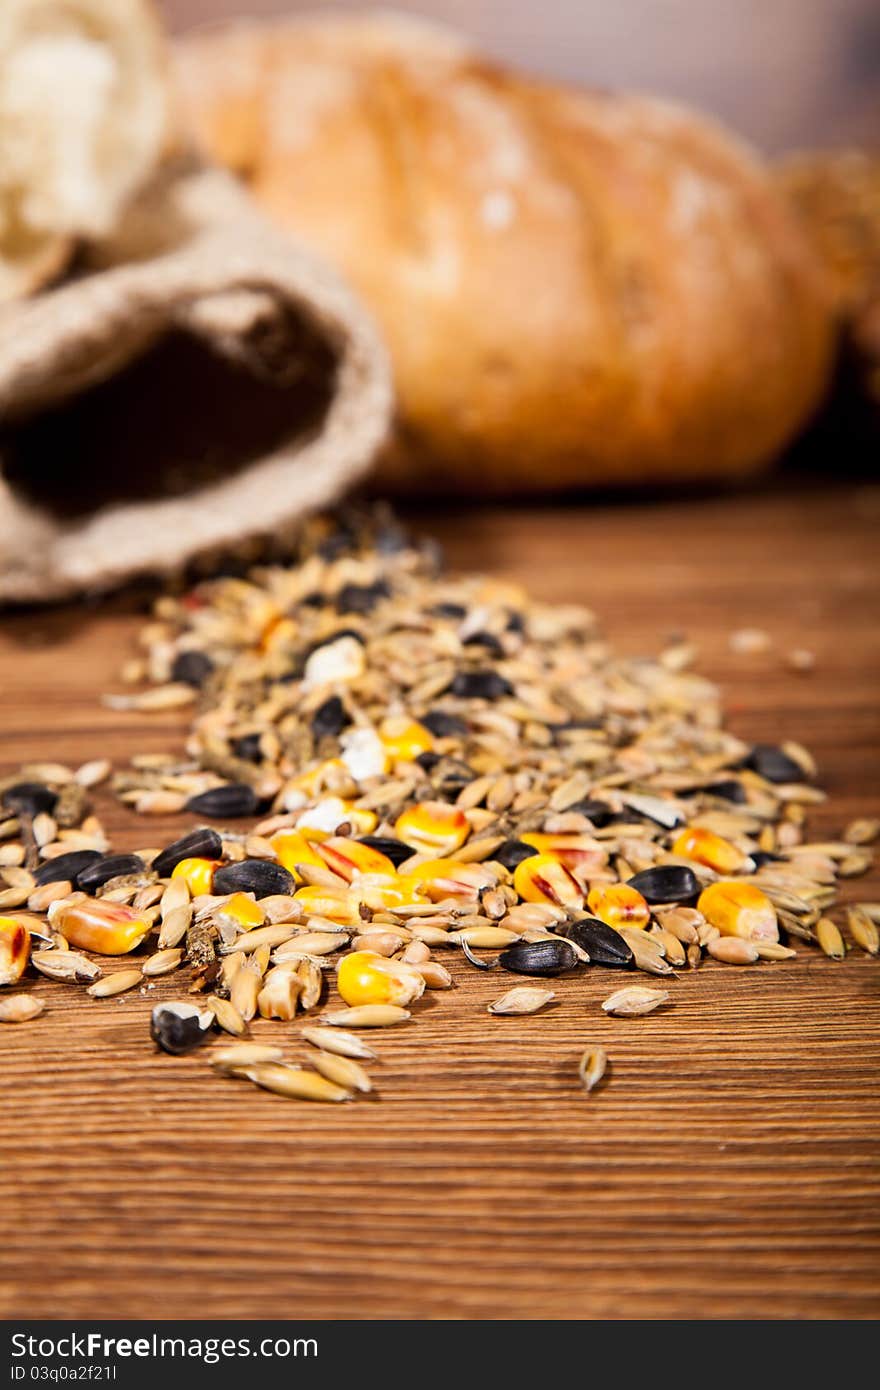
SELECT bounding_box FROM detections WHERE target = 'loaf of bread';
[780,150,879,411]
[174,12,834,493]
[0,0,170,302]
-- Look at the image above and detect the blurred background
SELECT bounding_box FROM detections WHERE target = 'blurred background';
[1,0,878,600]
[159,0,880,153]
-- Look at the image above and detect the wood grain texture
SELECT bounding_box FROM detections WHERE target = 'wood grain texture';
[1,482,878,1320]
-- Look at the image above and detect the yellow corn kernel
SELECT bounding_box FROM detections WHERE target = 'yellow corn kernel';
[216,893,265,930]
[348,875,423,912]
[172,857,221,896]
[586,883,651,931]
[0,915,30,985]
[399,858,496,901]
[697,881,778,942]
[514,854,585,909]
[395,801,470,854]
[270,830,326,880]
[520,833,607,875]
[336,950,425,1008]
[293,885,362,926]
[315,837,396,882]
[379,717,435,762]
[295,799,377,838]
[57,899,149,955]
[259,615,297,654]
[672,827,748,874]
[290,759,347,796]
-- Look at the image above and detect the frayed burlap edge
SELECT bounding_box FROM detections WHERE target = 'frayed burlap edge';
[0,168,392,602]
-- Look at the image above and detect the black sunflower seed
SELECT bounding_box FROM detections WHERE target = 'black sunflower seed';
[703,779,748,803]
[495,839,540,871]
[626,865,701,904]
[33,849,103,887]
[550,718,604,733]
[421,709,468,739]
[555,798,614,827]
[498,939,579,976]
[557,918,633,966]
[505,611,525,633]
[743,745,805,784]
[232,733,263,763]
[356,836,412,868]
[171,649,214,687]
[750,850,786,868]
[2,782,58,816]
[415,751,441,772]
[335,580,390,614]
[151,827,223,879]
[76,854,147,892]
[212,859,295,898]
[449,670,514,701]
[311,695,350,739]
[185,784,260,818]
[429,757,477,797]
[150,1002,214,1055]
[462,631,505,656]
[430,602,467,620]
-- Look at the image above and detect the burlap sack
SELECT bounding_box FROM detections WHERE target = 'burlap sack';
[0,165,392,602]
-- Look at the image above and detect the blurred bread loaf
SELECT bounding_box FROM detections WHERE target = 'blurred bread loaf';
[175,11,834,493]
[779,150,880,410]
[0,0,170,302]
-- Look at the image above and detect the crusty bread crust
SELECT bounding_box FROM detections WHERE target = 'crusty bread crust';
[780,150,880,412]
[779,150,880,317]
[176,11,835,491]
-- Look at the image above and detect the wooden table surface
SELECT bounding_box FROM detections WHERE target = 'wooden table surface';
[1,482,878,1321]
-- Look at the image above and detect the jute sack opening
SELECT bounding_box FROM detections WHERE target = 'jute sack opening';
[0,165,392,602]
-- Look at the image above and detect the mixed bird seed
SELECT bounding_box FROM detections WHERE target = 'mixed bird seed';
[0,510,877,1102]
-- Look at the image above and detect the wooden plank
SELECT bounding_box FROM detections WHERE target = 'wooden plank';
[1,483,878,1319]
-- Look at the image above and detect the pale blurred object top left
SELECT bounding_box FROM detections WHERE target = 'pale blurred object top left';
[0,0,170,302]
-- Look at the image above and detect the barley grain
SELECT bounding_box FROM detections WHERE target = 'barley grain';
[488,986,555,1015]
[142,948,184,977]
[816,917,846,960]
[87,969,143,998]
[206,994,248,1036]
[847,906,879,955]
[311,1051,373,1093]
[301,1025,377,1060]
[578,1046,608,1093]
[707,937,759,964]
[243,1063,351,1102]
[210,1043,284,1073]
[601,986,670,1016]
[321,1005,411,1027]
[0,994,44,1023]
